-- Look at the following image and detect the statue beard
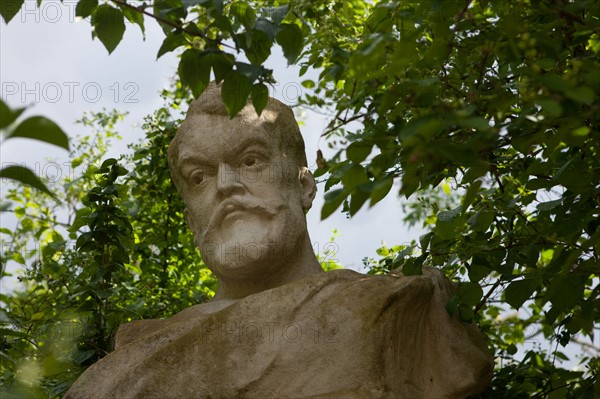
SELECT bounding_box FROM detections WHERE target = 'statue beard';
[196,198,303,280]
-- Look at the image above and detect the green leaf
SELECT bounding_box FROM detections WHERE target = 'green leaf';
[31,311,44,321]
[255,17,279,41]
[341,164,369,189]
[456,282,483,306]
[505,278,538,309]
[461,180,482,212]
[234,61,263,82]
[276,23,303,65]
[264,5,289,25]
[538,73,569,92]
[350,35,386,76]
[402,256,423,276]
[565,86,595,105]
[0,100,25,130]
[68,208,92,233]
[92,5,126,54]
[121,5,145,35]
[346,142,372,163]
[75,350,96,365]
[7,116,69,150]
[445,294,461,316]
[0,0,24,24]
[349,190,369,215]
[205,51,234,83]
[571,126,589,137]
[467,209,495,232]
[154,0,187,33]
[0,327,28,339]
[301,79,315,89]
[76,0,98,19]
[230,2,256,28]
[241,29,272,64]
[157,31,187,59]
[178,49,210,98]
[537,99,563,117]
[212,0,224,15]
[369,176,393,207]
[99,158,118,172]
[435,206,464,240]
[537,198,563,212]
[250,83,268,116]
[221,72,252,118]
[548,276,584,312]
[181,0,204,8]
[419,232,433,252]
[0,165,54,197]
[321,189,347,220]
[468,263,490,282]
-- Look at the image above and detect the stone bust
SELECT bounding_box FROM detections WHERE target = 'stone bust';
[65,83,493,398]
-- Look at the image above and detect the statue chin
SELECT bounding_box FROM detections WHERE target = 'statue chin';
[201,219,285,279]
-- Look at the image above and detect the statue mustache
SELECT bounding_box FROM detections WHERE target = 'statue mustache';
[206,197,280,233]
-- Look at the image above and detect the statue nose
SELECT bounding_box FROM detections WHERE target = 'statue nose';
[216,162,244,195]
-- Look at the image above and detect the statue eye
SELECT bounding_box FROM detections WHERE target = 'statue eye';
[243,157,257,167]
[190,172,204,185]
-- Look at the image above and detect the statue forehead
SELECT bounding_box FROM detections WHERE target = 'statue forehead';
[176,113,277,160]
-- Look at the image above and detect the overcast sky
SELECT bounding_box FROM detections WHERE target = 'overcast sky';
[0,0,423,277]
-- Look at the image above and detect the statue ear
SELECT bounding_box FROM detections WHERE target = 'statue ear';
[298,167,317,211]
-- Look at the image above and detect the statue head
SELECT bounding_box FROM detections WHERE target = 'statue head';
[168,83,321,299]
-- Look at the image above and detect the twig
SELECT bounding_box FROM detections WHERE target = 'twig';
[321,112,370,137]
[109,0,236,50]
[474,279,502,314]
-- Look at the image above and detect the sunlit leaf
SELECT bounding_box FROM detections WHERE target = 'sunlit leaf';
[0,165,54,197]
[6,116,69,150]
[92,5,126,54]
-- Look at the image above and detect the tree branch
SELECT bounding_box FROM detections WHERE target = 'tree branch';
[321,112,371,137]
[109,0,236,50]
[475,278,502,314]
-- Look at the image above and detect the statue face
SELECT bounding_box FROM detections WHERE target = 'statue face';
[176,112,308,281]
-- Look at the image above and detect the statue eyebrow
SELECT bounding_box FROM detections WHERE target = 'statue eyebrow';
[178,136,270,172]
[179,156,209,169]
[231,136,269,155]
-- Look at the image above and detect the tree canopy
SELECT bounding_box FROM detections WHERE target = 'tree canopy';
[1,0,599,397]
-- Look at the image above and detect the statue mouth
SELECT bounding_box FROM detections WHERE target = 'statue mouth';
[220,205,248,223]
[208,197,278,232]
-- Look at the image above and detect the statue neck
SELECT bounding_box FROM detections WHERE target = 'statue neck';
[211,237,324,301]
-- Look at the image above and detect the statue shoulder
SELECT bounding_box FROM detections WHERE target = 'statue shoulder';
[113,300,235,350]
[114,318,167,350]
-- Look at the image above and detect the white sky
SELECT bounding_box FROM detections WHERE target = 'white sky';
[0,0,422,275]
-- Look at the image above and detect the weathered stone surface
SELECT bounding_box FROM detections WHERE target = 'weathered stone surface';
[65,268,491,398]
[64,83,493,398]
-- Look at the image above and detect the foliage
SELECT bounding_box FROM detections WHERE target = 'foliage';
[0,99,69,196]
[0,106,212,397]
[1,112,128,397]
[2,0,600,396]
[304,1,600,395]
